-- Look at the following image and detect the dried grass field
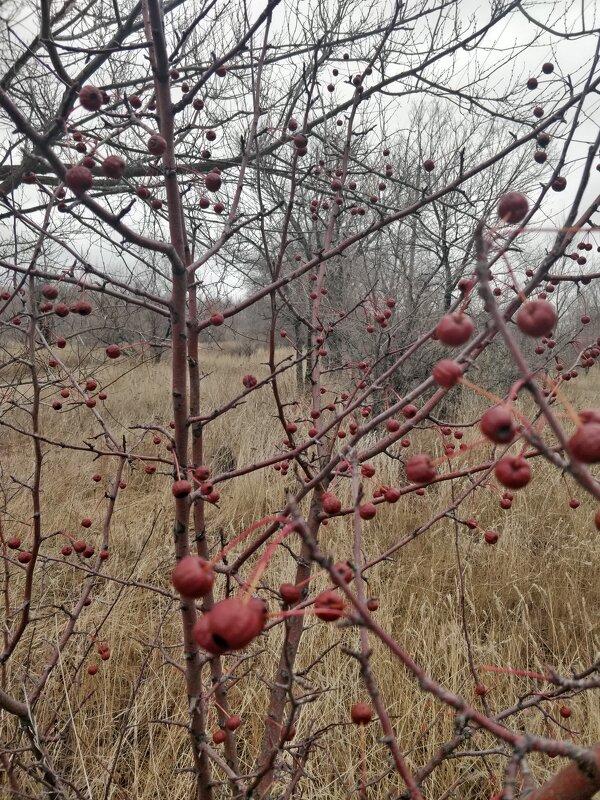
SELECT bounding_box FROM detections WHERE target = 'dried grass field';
[1,345,599,799]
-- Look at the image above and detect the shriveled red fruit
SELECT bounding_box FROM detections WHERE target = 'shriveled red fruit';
[383,487,400,503]
[172,479,192,497]
[358,502,376,520]
[480,405,515,444]
[7,537,20,549]
[432,359,463,388]
[106,344,121,358]
[193,465,210,481]
[102,155,126,178]
[193,614,224,654]
[79,84,103,111]
[194,596,266,654]
[81,518,92,528]
[73,539,86,553]
[350,702,372,725]
[65,166,93,193]
[209,728,226,745]
[542,62,554,74]
[171,555,215,597]
[551,176,567,192]
[147,134,167,156]
[423,159,434,172]
[537,132,551,147]
[280,583,301,604]
[436,313,474,346]
[18,551,32,564]
[42,284,59,299]
[293,133,308,149]
[322,492,341,514]
[333,560,354,583]
[314,590,345,621]
[366,598,379,611]
[205,172,222,192]
[495,456,531,489]
[497,191,528,223]
[568,424,600,463]
[242,374,257,388]
[516,300,557,337]
[225,715,241,731]
[406,454,436,484]
[559,704,572,718]
[484,530,499,545]
[87,664,98,675]
[74,300,93,315]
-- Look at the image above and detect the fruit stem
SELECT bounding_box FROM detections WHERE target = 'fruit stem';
[241,523,296,602]
[478,665,550,681]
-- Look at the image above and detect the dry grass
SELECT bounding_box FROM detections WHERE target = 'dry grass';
[1,346,599,799]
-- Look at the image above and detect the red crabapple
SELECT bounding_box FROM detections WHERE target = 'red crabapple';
[495,456,531,489]
[358,503,376,520]
[480,405,515,444]
[516,300,557,337]
[172,479,192,497]
[147,134,167,155]
[497,192,529,223]
[280,583,301,604]
[322,493,342,514]
[65,166,93,193]
[432,359,463,388]
[314,590,345,621]
[568,423,600,463]
[79,85,103,111]
[106,344,121,358]
[171,556,215,598]
[406,454,436,484]
[102,156,126,178]
[205,173,222,192]
[436,313,475,346]
[350,703,373,724]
